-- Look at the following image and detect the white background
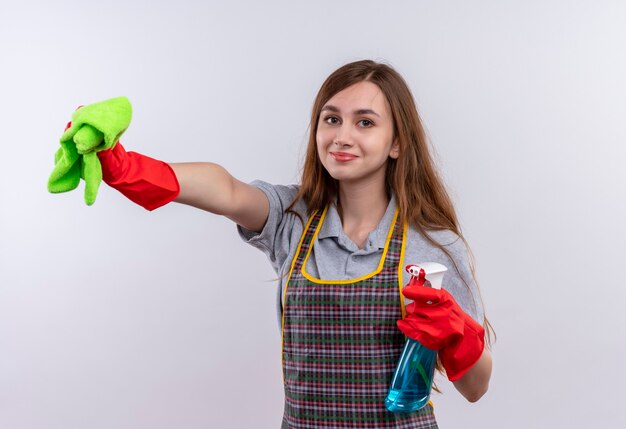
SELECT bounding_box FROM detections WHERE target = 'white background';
[1,1,625,428]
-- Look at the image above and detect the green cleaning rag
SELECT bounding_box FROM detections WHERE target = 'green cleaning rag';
[48,96,132,205]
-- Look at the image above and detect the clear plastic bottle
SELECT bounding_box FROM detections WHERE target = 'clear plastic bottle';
[385,337,437,413]
[385,263,447,413]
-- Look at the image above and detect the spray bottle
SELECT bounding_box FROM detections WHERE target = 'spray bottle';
[385,262,447,413]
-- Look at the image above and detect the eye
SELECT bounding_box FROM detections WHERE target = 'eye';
[359,119,373,127]
[324,116,340,125]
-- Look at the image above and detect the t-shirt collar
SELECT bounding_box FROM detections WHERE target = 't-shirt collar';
[317,194,397,250]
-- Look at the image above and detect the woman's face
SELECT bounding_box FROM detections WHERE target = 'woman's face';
[316,81,398,187]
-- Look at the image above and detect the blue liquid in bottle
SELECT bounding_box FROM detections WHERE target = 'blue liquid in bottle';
[385,337,437,413]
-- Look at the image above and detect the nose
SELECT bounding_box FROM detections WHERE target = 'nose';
[333,125,353,147]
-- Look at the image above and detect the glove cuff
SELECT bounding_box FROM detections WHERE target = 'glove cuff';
[98,143,180,211]
[439,315,485,381]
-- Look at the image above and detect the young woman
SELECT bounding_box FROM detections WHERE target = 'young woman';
[89,60,493,428]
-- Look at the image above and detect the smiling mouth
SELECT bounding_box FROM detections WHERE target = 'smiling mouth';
[330,152,358,162]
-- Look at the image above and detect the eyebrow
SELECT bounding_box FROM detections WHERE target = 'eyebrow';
[321,105,381,117]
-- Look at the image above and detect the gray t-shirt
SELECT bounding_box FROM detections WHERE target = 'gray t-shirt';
[238,181,484,329]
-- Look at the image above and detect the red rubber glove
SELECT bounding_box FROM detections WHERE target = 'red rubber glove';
[397,274,485,382]
[97,142,180,211]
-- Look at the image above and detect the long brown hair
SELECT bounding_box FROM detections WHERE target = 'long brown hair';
[287,59,494,346]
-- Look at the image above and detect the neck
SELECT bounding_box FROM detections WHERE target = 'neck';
[336,178,390,229]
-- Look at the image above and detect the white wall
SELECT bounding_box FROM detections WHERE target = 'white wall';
[1,1,625,428]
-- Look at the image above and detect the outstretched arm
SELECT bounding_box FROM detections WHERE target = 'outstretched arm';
[94,141,268,231]
[171,162,269,233]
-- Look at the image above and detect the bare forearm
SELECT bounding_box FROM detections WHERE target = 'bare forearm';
[171,162,236,213]
[169,162,269,232]
[452,348,492,402]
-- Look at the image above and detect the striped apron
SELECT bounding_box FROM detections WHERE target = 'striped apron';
[281,207,438,428]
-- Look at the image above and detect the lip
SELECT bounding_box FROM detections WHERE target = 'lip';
[330,152,358,162]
